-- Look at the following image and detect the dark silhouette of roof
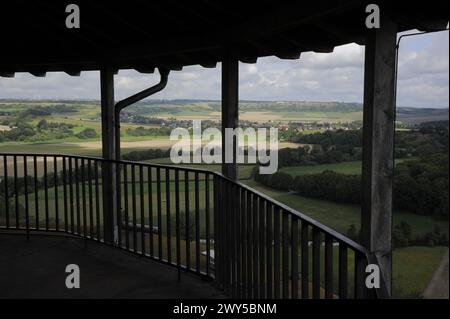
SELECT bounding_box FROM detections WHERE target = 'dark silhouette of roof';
[0,0,448,76]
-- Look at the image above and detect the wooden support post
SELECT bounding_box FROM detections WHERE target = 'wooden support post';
[221,55,239,180]
[361,14,397,296]
[100,67,118,244]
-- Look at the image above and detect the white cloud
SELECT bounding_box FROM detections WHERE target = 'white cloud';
[0,31,448,108]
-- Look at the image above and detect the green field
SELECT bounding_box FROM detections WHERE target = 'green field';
[280,161,362,176]
[279,159,410,176]
[392,246,447,298]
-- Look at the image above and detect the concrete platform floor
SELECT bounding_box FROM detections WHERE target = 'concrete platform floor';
[0,233,225,299]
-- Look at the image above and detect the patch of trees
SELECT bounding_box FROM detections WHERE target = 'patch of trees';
[75,128,98,139]
[395,126,448,157]
[253,171,293,191]
[0,120,77,142]
[0,122,36,142]
[292,129,363,149]
[122,149,171,161]
[126,126,172,137]
[394,153,448,217]
[21,108,51,117]
[119,113,165,125]
[20,105,77,118]
[291,128,448,160]
[276,146,362,168]
[346,222,448,247]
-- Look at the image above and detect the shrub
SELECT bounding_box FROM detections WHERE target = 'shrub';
[76,128,98,139]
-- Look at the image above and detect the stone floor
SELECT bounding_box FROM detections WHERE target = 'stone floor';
[0,232,224,299]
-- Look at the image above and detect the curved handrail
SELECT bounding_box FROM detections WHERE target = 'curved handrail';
[0,151,368,255]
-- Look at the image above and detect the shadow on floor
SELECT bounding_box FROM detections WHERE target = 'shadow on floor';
[0,233,225,299]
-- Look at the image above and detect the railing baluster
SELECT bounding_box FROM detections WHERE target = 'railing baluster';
[74,158,80,234]
[53,156,59,231]
[259,198,266,299]
[215,176,221,288]
[240,188,247,298]
[68,158,74,234]
[94,161,100,240]
[13,155,18,229]
[131,164,137,253]
[123,163,129,249]
[33,155,38,230]
[140,165,145,255]
[184,170,190,270]
[301,222,309,299]
[157,167,162,259]
[115,161,121,245]
[339,244,348,299]
[253,194,259,298]
[62,156,68,232]
[175,169,181,280]
[282,211,289,298]
[23,156,29,238]
[43,155,49,230]
[213,175,220,287]
[88,160,94,238]
[205,173,210,277]
[224,181,230,295]
[115,161,122,246]
[3,155,9,229]
[148,167,153,257]
[230,184,236,297]
[235,183,241,298]
[266,203,273,299]
[166,168,171,263]
[246,190,253,298]
[325,234,333,299]
[194,172,200,274]
[273,206,281,299]
[291,217,299,299]
[81,159,87,237]
[312,228,321,299]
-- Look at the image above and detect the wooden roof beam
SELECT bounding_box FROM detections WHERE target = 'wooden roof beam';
[0,72,15,78]
[312,22,365,45]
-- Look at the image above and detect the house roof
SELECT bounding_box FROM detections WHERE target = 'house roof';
[0,0,448,76]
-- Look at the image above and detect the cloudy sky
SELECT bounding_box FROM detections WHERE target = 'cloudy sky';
[0,30,448,108]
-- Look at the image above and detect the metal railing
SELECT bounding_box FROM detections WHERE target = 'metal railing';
[0,152,384,299]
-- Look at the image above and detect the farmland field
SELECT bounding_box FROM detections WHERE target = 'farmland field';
[280,161,362,176]
[279,158,410,176]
